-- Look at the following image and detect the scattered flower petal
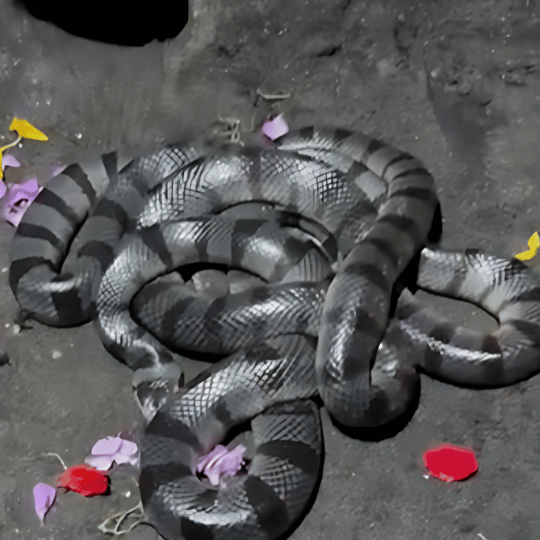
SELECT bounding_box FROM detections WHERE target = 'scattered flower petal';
[85,436,139,471]
[0,179,43,228]
[33,482,56,524]
[57,464,109,496]
[92,437,123,456]
[515,231,540,261]
[9,117,48,141]
[262,114,289,141]
[423,443,478,482]
[196,444,246,486]
[2,154,20,169]
[85,455,117,470]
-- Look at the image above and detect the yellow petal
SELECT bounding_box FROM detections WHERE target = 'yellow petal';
[515,232,540,261]
[9,118,48,141]
[0,155,3,180]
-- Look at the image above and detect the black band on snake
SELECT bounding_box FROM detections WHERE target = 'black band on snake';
[9,126,540,540]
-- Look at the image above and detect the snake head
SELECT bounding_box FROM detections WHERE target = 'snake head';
[133,364,184,423]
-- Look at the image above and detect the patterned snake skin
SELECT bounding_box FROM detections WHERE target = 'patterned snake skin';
[9,127,540,539]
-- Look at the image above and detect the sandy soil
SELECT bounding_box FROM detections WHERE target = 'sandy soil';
[1,0,540,539]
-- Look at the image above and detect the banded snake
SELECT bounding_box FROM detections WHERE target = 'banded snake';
[8,126,540,539]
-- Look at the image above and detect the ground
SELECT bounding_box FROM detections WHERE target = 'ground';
[1,0,540,538]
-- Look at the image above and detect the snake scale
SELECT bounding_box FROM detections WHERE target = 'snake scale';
[8,126,540,539]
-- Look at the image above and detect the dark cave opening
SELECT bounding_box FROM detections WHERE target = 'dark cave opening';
[13,0,189,46]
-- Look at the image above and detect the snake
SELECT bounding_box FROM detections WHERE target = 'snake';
[8,126,540,539]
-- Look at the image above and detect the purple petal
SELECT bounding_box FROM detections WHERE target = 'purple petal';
[117,439,138,457]
[91,436,122,456]
[85,436,139,470]
[197,444,247,486]
[204,463,222,486]
[33,482,56,524]
[51,165,65,177]
[262,115,289,141]
[109,452,139,467]
[196,445,228,473]
[85,454,114,470]
[1,186,43,228]
[109,453,131,466]
[218,445,246,476]
[18,178,40,195]
[8,188,34,206]
[0,181,6,199]
[3,207,25,228]
[2,154,20,169]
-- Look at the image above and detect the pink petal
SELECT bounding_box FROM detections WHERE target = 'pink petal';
[0,182,6,199]
[85,455,114,471]
[91,436,122,456]
[262,114,289,141]
[33,482,56,524]
[2,154,20,169]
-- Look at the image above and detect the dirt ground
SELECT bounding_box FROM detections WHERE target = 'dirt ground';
[1,0,540,538]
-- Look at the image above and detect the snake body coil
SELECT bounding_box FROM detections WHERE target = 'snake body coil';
[9,127,540,539]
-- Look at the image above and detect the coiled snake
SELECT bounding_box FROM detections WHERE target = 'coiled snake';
[9,127,540,539]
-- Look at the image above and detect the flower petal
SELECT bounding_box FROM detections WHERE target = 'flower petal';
[423,443,478,482]
[2,154,20,169]
[57,464,109,496]
[117,439,138,457]
[86,436,139,470]
[85,454,114,471]
[196,445,228,473]
[127,453,140,467]
[33,482,56,524]
[111,453,139,468]
[0,181,6,199]
[111,454,131,466]
[18,178,40,195]
[216,445,246,480]
[197,444,246,486]
[262,114,289,141]
[91,436,122,456]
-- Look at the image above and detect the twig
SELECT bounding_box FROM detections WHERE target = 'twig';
[256,88,291,100]
[44,452,68,470]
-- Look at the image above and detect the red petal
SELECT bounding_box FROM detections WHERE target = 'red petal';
[57,464,109,496]
[423,443,478,482]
